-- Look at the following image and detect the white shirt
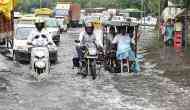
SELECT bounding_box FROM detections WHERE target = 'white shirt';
[28,28,53,46]
[79,31,97,46]
[112,34,132,50]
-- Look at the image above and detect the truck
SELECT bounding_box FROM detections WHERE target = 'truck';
[70,3,81,27]
[54,0,81,27]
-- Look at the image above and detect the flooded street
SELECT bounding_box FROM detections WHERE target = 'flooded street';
[0,29,190,110]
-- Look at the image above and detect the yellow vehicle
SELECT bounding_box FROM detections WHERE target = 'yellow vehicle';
[34,8,53,17]
[92,19,102,30]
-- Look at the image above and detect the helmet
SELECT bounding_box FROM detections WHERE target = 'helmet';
[85,21,94,35]
[35,18,45,32]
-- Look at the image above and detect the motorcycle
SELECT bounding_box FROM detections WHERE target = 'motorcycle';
[30,46,50,81]
[74,40,98,80]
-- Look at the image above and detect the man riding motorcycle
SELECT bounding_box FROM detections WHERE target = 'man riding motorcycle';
[27,18,54,46]
[75,21,99,80]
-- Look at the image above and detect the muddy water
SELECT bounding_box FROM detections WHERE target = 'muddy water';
[0,30,190,110]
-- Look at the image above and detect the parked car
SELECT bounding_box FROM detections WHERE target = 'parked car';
[13,24,58,62]
[45,18,60,45]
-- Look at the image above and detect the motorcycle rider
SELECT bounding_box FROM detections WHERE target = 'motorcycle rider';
[27,18,53,81]
[75,21,98,80]
[27,18,54,46]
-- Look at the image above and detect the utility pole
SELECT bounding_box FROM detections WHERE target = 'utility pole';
[158,0,161,40]
[40,0,42,8]
[143,0,145,30]
[141,0,145,31]
[185,7,188,48]
[141,0,143,19]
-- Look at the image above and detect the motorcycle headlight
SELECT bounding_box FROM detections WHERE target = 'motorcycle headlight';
[35,61,46,69]
[88,48,97,55]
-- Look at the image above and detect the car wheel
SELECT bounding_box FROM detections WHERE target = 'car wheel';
[13,51,18,64]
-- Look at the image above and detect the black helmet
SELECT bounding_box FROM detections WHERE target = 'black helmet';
[85,22,94,35]
[35,18,45,32]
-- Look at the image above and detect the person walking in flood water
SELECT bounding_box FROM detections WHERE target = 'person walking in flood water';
[164,18,174,47]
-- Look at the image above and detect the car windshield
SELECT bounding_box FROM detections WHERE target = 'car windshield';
[57,19,64,25]
[46,19,58,28]
[18,20,34,25]
[16,27,35,40]
[55,9,69,16]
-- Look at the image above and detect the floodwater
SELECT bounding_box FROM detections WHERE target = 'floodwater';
[0,29,189,110]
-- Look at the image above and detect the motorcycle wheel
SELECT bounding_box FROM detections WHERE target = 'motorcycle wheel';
[90,59,97,80]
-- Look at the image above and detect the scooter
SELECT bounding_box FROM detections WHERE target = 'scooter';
[30,46,50,81]
[28,36,51,81]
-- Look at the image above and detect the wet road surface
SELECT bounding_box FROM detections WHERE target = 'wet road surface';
[0,29,190,110]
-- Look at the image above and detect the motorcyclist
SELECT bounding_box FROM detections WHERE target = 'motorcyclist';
[27,18,54,47]
[76,21,98,57]
[75,21,98,80]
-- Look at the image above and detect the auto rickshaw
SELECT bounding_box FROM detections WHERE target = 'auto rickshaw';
[34,8,53,17]
[102,19,140,73]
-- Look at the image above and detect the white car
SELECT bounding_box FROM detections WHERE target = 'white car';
[45,18,60,45]
[13,24,35,62]
[56,18,68,33]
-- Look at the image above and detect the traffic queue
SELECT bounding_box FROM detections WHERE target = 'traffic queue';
[0,1,142,81]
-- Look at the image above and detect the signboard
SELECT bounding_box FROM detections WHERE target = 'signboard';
[56,4,71,10]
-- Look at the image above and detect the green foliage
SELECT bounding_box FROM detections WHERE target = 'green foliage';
[183,0,190,8]
[15,0,188,15]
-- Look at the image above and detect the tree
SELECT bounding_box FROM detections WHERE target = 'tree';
[160,0,168,13]
[183,0,190,9]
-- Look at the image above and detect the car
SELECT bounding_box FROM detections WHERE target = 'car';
[56,18,68,33]
[45,18,60,45]
[13,24,35,62]
[13,24,58,62]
